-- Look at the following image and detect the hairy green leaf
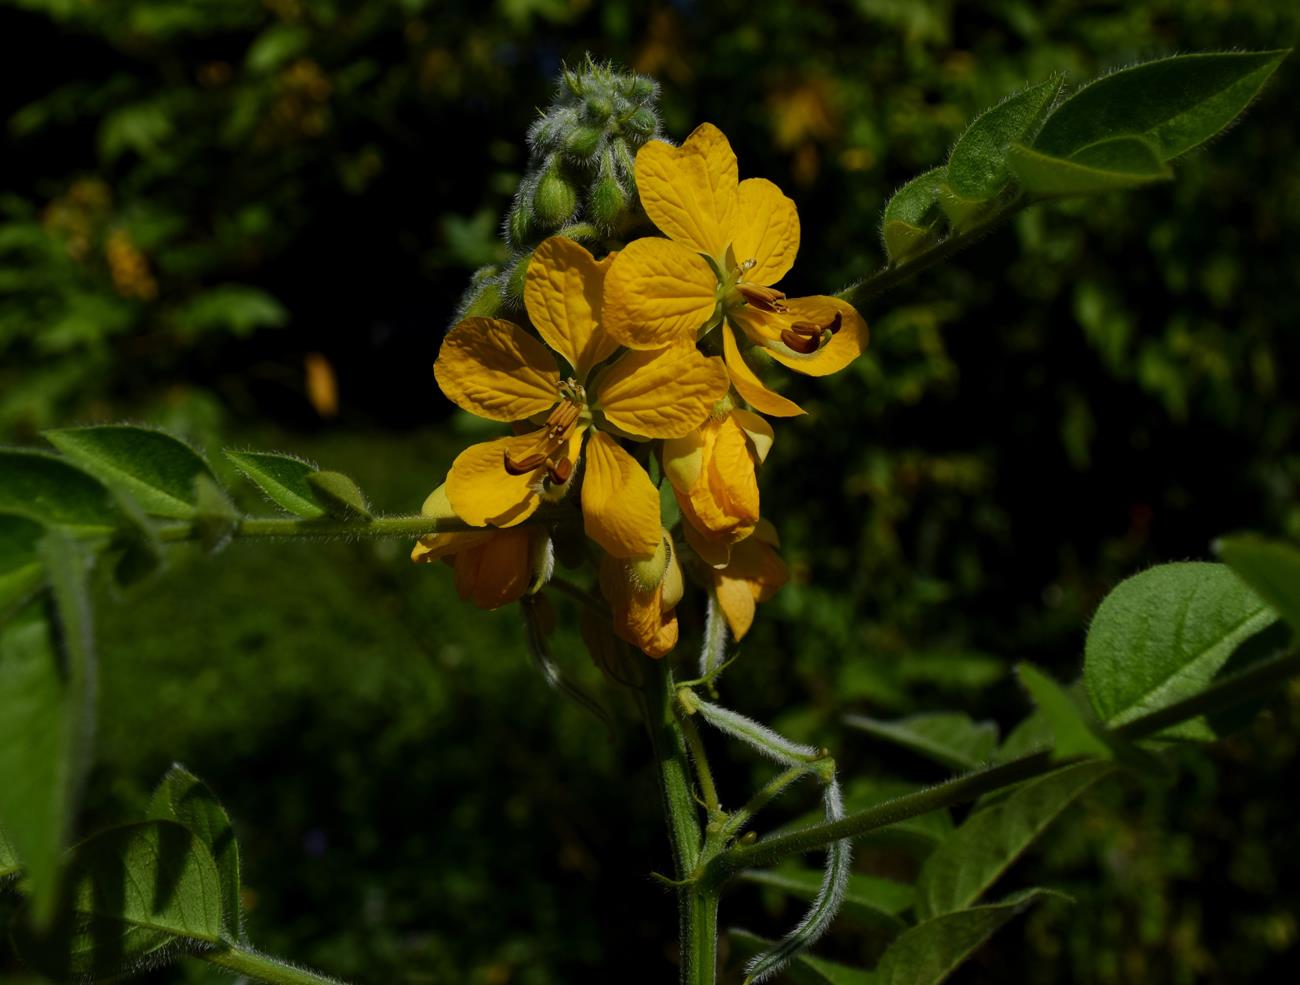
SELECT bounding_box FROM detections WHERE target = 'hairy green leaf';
[844,712,998,771]
[1016,665,1111,761]
[0,513,46,617]
[882,167,947,261]
[1034,50,1288,162]
[1085,562,1277,739]
[149,765,244,941]
[305,471,372,521]
[728,929,870,985]
[947,77,1061,200]
[45,425,217,520]
[872,889,1066,985]
[224,450,326,519]
[1219,536,1300,632]
[12,820,224,981]
[1008,139,1171,197]
[742,867,914,932]
[1,823,20,881]
[916,762,1109,919]
[0,449,125,534]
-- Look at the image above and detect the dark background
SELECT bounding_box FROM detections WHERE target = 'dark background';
[2,0,1299,982]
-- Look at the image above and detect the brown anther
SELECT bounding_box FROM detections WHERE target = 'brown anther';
[825,312,843,335]
[738,283,789,313]
[504,450,547,475]
[546,457,574,484]
[789,321,824,339]
[780,328,821,354]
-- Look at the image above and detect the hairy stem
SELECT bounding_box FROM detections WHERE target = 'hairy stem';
[679,711,722,818]
[200,944,350,985]
[706,648,1300,881]
[682,889,721,985]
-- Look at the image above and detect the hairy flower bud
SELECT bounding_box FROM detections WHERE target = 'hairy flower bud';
[565,124,605,160]
[588,173,625,230]
[534,160,578,226]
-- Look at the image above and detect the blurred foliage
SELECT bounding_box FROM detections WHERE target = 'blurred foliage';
[2,0,1299,982]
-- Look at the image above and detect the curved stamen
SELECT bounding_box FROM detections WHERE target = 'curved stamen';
[738,283,789,313]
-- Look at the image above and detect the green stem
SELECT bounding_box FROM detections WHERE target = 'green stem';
[682,889,721,985]
[155,514,474,542]
[200,944,351,985]
[721,764,818,841]
[838,200,1023,308]
[678,711,722,818]
[705,648,1300,882]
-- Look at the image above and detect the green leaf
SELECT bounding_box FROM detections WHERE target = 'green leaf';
[1016,665,1111,761]
[728,929,871,985]
[224,450,326,519]
[305,471,372,521]
[1034,51,1289,162]
[149,765,243,940]
[11,820,224,981]
[742,867,914,931]
[916,762,1109,919]
[0,513,46,618]
[1,823,20,881]
[1219,536,1300,632]
[0,449,125,534]
[176,285,287,338]
[871,889,1066,985]
[947,77,1061,200]
[45,425,217,520]
[193,475,240,553]
[936,185,990,233]
[1084,562,1278,740]
[1007,139,1171,198]
[844,712,998,771]
[882,167,947,261]
[0,533,97,925]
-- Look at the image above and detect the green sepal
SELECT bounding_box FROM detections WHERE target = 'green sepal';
[10,820,225,981]
[881,167,947,261]
[43,425,217,521]
[1008,138,1172,198]
[305,471,372,521]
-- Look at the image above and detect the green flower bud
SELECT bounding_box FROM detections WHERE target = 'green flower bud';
[625,76,657,102]
[458,276,503,319]
[565,124,604,160]
[534,161,578,226]
[589,174,625,229]
[625,107,658,137]
[508,201,536,247]
[584,94,613,120]
[505,251,532,302]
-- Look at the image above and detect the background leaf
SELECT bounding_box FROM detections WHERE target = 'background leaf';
[871,889,1066,985]
[1,823,21,881]
[224,450,326,519]
[11,820,225,981]
[742,866,915,932]
[1084,562,1277,739]
[45,425,217,520]
[1219,536,1300,632]
[916,762,1110,919]
[728,929,871,985]
[0,449,126,534]
[844,712,999,771]
[1033,51,1288,161]
[0,513,46,618]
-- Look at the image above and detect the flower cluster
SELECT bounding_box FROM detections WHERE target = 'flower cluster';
[416,124,867,660]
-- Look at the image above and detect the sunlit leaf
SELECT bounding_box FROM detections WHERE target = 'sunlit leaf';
[1084,562,1277,740]
[224,450,326,519]
[844,712,998,771]
[916,762,1109,919]
[305,471,372,521]
[44,425,217,521]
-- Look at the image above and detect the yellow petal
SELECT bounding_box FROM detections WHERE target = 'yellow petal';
[524,236,620,381]
[603,238,718,350]
[714,533,788,639]
[680,508,734,568]
[434,318,560,421]
[595,346,729,438]
[581,430,662,558]
[722,320,805,417]
[714,577,757,640]
[453,527,532,609]
[661,428,706,492]
[635,122,738,258]
[411,529,491,563]
[732,409,774,463]
[599,552,679,658]
[744,295,868,377]
[446,435,541,527]
[732,178,800,287]
[707,415,760,525]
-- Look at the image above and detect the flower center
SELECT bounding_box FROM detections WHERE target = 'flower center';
[503,380,588,484]
[726,257,842,355]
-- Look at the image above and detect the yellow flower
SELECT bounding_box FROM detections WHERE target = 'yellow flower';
[662,407,773,567]
[602,123,868,417]
[710,520,788,641]
[434,235,729,558]
[410,485,543,610]
[598,531,685,658]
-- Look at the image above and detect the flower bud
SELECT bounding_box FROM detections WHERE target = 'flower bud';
[565,124,604,159]
[534,160,577,226]
[457,267,503,319]
[504,250,532,302]
[584,94,613,120]
[508,201,537,247]
[622,75,657,103]
[588,173,625,229]
[625,107,658,137]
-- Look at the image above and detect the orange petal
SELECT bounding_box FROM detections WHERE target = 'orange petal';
[524,236,620,381]
[434,318,560,421]
[581,430,662,558]
[722,321,805,417]
[595,346,729,438]
[714,577,757,640]
[762,295,869,377]
[446,435,541,527]
[453,527,532,609]
[732,178,800,287]
[635,122,738,258]
[706,415,760,526]
[603,238,718,350]
[599,552,679,658]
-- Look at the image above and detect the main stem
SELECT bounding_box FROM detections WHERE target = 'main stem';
[640,659,720,985]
